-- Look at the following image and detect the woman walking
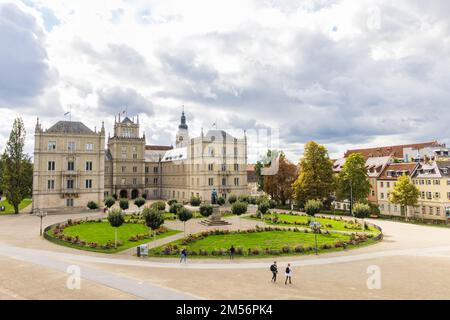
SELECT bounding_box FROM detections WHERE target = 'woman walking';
[285,263,292,285]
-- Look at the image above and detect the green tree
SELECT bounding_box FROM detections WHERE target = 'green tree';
[177,207,193,235]
[0,157,4,195]
[2,118,32,214]
[292,141,335,207]
[107,209,125,248]
[143,207,165,241]
[104,197,116,208]
[119,199,129,210]
[199,204,213,217]
[134,197,146,208]
[353,202,371,219]
[390,175,420,221]
[336,153,371,205]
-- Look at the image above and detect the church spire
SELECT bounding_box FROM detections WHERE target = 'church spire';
[179,107,188,130]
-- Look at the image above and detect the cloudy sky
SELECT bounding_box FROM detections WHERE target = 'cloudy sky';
[1,0,450,163]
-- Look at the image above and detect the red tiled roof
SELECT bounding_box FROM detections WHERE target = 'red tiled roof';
[247,164,255,172]
[378,162,418,180]
[344,141,439,159]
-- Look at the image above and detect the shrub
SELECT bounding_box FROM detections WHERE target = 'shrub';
[167,199,178,206]
[112,194,118,200]
[217,196,226,206]
[104,197,116,208]
[228,194,237,204]
[238,195,250,203]
[258,201,270,215]
[134,197,146,208]
[178,207,193,223]
[107,209,125,228]
[199,204,213,217]
[142,207,165,235]
[169,203,183,214]
[282,246,291,253]
[119,199,129,210]
[141,193,147,200]
[353,203,371,219]
[87,201,98,210]
[231,201,248,216]
[304,199,322,216]
[151,201,166,211]
[190,196,201,206]
[294,246,304,253]
[268,199,277,209]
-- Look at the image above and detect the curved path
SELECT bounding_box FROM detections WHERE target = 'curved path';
[1,212,450,299]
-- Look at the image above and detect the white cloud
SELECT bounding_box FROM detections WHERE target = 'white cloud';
[0,0,449,163]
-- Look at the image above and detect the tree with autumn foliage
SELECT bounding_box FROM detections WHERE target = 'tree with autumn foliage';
[262,152,298,205]
[292,141,335,207]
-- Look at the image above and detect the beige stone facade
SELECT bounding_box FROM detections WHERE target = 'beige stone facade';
[34,111,248,211]
[32,119,105,213]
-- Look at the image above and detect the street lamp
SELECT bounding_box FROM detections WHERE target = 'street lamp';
[35,209,47,236]
[349,179,354,217]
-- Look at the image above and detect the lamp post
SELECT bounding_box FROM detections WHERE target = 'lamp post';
[349,179,354,218]
[35,209,47,237]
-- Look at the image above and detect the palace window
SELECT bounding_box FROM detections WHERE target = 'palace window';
[208,178,214,186]
[85,179,92,189]
[154,167,158,174]
[67,161,75,171]
[133,178,137,185]
[68,142,76,151]
[86,143,93,151]
[234,164,239,171]
[67,179,74,189]
[66,199,74,207]
[133,166,137,173]
[47,180,55,190]
[48,161,55,171]
[208,163,214,171]
[121,166,126,173]
[48,141,56,151]
[85,161,93,171]
[234,177,239,186]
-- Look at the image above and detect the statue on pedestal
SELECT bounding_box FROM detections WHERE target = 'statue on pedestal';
[211,188,218,205]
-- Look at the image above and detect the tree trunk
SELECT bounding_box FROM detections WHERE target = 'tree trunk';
[14,204,19,214]
[154,230,156,242]
[114,228,117,248]
[184,221,186,236]
[404,205,408,221]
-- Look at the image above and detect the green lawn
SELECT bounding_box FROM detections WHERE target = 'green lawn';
[48,221,180,253]
[150,230,370,258]
[248,213,379,233]
[0,198,32,215]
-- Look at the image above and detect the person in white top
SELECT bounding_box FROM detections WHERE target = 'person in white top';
[285,263,292,285]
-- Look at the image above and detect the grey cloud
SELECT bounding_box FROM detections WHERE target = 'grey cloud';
[97,87,154,117]
[0,3,57,107]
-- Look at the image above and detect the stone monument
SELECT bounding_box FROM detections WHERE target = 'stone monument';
[199,188,231,226]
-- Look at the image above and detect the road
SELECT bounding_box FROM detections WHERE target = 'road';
[0,212,450,299]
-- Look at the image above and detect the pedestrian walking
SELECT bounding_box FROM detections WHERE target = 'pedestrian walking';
[270,261,278,283]
[285,263,292,285]
[229,245,236,260]
[180,248,187,264]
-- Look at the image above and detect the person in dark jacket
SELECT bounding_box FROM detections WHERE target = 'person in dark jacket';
[229,245,236,260]
[285,263,292,285]
[270,261,278,283]
[180,248,187,264]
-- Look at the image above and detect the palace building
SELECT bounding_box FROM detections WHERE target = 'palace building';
[32,111,248,213]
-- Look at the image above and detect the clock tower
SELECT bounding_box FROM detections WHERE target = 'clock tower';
[176,109,189,147]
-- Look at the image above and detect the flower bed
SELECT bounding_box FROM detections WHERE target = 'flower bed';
[150,226,380,258]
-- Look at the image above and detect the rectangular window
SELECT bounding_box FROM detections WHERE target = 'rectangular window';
[437,207,441,216]
[48,141,56,151]
[122,153,127,159]
[121,166,126,173]
[208,178,214,186]
[47,180,55,190]
[208,163,214,171]
[85,161,93,171]
[154,167,158,174]
[222,178,226,186]
[86,143,93,151]
[133,153,137,160]
[133,166,137,173]
[67,179,74,189]
[145,167,149,174]
[154,178,158,184]
[68,141,76,151]
[133,178,137,185]
[234,164,239,171]
[66,199,74,207]
[67,161,75,171]
[380,182,384,188]
[85,179,92,189]
[222,164,227,172]
[48,161,55,171]
[380,193,384,199]
[121,178,125,185]
[234,177,239,186]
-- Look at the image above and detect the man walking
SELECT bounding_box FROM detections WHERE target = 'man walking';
[180,248,188,264]
[270,261,278,283]
[229,245,236,260]
[285,263,292,285]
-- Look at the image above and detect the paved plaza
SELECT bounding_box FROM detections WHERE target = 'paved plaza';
[0,211,450,300]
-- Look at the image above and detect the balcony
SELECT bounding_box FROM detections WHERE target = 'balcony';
[61,189,79,198]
